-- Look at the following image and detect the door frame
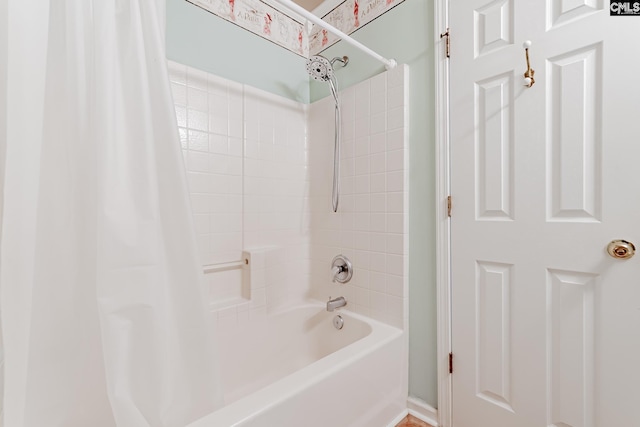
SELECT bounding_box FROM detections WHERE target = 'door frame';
[434,0,452,426]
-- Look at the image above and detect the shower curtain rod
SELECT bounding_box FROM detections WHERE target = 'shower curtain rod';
[272,0,397,70]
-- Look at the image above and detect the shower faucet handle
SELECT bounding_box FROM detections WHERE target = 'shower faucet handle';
[331,255,353,283]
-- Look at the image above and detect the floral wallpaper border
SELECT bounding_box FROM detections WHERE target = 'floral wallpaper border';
[187,0,309,56]
[309,0,405,55]
[186,0,404,58]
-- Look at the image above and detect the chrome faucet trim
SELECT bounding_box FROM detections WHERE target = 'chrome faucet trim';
[331,255,353,283]
[326,296,347,312]
[331,265,345,282]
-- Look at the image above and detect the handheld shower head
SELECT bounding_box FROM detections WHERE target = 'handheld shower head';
[305,53,348,213]
[306,55,334,82]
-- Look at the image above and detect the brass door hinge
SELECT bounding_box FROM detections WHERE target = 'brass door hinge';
[447,195,452,217]
[440,28,450,58]
[449,352,453,374]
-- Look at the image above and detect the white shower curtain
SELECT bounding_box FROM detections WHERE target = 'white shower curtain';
[1,1,223,426]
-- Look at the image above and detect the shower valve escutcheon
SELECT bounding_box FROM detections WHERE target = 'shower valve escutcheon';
[331,255,353,283]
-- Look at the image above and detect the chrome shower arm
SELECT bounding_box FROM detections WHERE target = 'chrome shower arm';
[330,56,349,67]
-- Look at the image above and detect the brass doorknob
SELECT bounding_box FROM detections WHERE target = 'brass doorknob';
[607,240,635,259]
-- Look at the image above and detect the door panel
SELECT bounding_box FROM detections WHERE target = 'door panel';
[547,268,597,427]
[475,72,514,221]
[450,1,640,426]
[547,43,602,222]
[475,261,513,412]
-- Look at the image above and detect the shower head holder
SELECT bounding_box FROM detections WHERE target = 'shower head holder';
[330,56,349,67]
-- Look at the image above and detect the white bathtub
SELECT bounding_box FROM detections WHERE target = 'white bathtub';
[188,304,406,427]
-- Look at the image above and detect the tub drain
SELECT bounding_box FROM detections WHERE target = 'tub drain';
[333,314,344,330]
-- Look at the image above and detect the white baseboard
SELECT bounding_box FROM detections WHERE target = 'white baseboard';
[407,397,439,426]
[386,409,409,427]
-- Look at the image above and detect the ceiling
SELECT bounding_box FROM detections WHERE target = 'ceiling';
[293,0,326,12]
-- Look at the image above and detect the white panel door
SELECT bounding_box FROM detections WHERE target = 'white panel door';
[450,2,640,426]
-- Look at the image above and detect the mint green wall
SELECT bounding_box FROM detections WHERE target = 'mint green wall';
[310,0,437,407]
[166,0,310,103]
[167,0,437,407]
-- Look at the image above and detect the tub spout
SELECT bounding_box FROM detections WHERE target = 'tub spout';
[327,296,347,312]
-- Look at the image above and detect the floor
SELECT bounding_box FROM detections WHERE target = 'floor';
[395,414,434,427]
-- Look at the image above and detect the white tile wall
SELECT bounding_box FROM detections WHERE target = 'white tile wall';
[168,61,309,315]
[307,65,410,329]
[242,87,310,310]
[169,61,244,268]
[169,60,409,328]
